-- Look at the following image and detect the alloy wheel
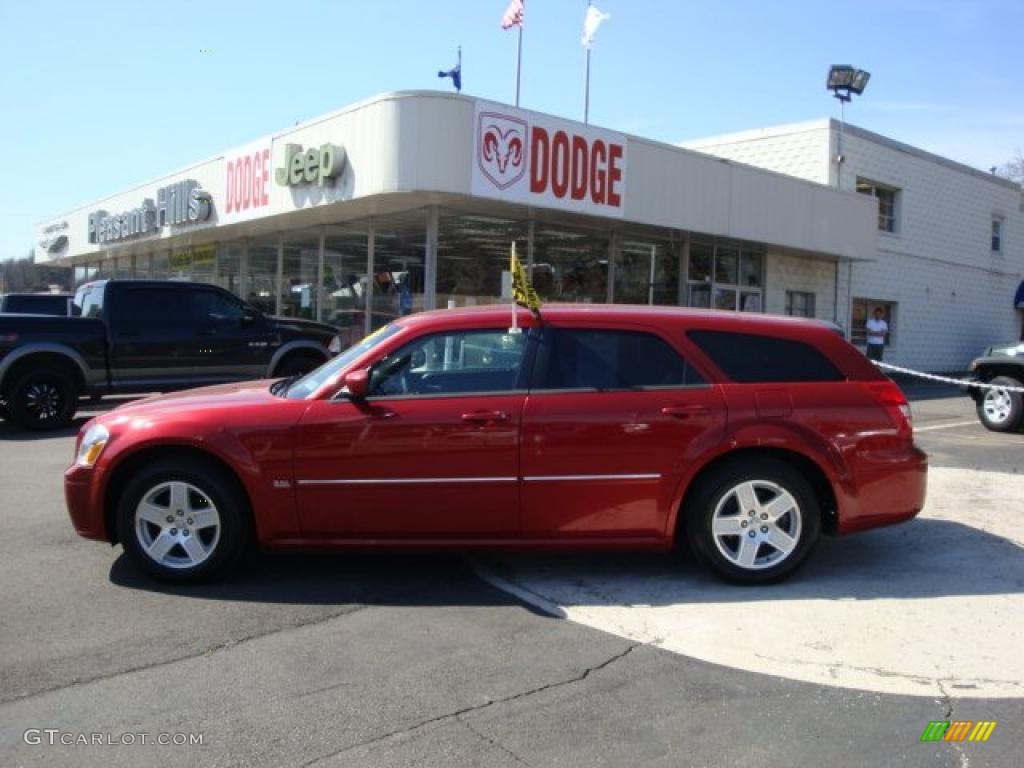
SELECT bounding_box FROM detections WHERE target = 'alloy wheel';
[134,481,222,569]
[24,382,62,423]
[711,480,802,570]
[983,388,1012,424]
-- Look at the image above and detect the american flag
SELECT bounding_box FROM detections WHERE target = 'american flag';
[501,0,524,30]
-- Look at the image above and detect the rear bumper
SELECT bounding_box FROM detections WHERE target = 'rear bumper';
[64,465,109,541]
[838,445,928,535]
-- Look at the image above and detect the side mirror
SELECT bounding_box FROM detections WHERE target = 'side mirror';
[343,369,369,400]
[240,310,258,327]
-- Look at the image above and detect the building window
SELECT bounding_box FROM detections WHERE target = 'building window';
[686,240,763,312]
[856,178,899,233]
[992,216,1004,253]
[851,298,895,346]
[785,291,816,318]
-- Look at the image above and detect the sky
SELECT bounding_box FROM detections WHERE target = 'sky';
[0,0,1021,261]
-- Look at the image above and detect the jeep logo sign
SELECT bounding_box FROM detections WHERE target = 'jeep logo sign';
[276,143,346,187]
[471,102,626,217]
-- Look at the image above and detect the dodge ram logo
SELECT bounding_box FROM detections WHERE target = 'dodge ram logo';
[477,112,528,190]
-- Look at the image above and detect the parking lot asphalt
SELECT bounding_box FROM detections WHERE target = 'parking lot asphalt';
[0,390,1022,767]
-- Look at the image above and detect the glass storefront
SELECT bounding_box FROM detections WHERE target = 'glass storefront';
[72,205,772,333]
[372,210,427,330]
[532,223,609,303]
[438,210,527,308]
[687,239,763,313]
[323,223,371,347]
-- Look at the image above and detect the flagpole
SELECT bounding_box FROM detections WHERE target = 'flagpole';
[515,26,522,106]
[584,0,592,123]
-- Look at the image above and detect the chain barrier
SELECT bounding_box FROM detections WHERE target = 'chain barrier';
[872,361,1024,393]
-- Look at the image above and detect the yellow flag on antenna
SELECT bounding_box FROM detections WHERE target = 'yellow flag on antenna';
[510,242,542,313]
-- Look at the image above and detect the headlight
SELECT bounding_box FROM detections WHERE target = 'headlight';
[328,335,342,355]
[76,424,109,467]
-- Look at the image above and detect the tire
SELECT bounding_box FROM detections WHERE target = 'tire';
[116,458,250,584]
[273,352,324,378]
[4,367,79,430]
[976,376,1023,433]
[684,457,821,585]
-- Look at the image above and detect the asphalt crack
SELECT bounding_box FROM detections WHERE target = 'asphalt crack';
[300,642,641,767]
[458,716,534,767]
[1,604,370,706]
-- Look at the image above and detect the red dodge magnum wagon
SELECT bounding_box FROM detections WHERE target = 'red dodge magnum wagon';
[65,305,927,585]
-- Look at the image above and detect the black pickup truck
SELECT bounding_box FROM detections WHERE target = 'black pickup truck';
[0,280,341,430]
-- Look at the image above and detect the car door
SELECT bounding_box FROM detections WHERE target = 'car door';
[184,287,274,384]
[292,326,534,538]
[520,324,727,539]
[108,285,200,390]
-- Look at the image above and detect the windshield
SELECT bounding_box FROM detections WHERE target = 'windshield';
[282,323,402,399]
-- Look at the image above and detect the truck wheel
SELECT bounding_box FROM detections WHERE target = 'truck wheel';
[977,376,1024,432]
[116,458,250,584]
[274,352,324,378]
[5,369,79,430]
[685,457,821,585]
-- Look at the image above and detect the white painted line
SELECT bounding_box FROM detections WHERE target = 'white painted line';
[913,420,980,433]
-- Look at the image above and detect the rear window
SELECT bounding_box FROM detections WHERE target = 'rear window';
[688,330,844,383]
[535,329,705,390]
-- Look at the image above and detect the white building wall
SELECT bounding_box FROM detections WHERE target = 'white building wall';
[687,120,1024,371]
[682,121,831,186]
[764,251,837,322]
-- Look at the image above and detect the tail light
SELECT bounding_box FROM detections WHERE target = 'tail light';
[863,380,913,437]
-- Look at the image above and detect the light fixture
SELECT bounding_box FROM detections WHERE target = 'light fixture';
[827,65,871,102]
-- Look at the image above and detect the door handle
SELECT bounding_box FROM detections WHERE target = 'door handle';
[461,410,510,424]
[661,405,710,419]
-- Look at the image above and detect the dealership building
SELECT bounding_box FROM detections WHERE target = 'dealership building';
[35,90,1021,369]
[34,91,875,349]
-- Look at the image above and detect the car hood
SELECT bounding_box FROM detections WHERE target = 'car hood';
[268,315,337,337]
[99,380,285,423]
[983,342,1024,357]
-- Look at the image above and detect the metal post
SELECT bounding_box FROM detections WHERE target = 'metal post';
[275,235,284,316]
[364,220,375,335]
[239,239,250,302]
[425,206,439,311]
[515,27,523,107]
[317,227,326,323]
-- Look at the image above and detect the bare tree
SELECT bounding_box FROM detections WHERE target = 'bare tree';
[996,152,1024,184]
[0,251,72,293]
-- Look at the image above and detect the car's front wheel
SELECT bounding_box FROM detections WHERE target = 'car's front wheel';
[976,376,1024,432]
[685,458,821,585]
[116,458,250,583]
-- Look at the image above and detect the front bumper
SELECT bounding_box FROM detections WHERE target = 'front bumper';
[64,464,109,541]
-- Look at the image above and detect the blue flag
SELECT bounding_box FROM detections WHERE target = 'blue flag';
[438,48,462,92]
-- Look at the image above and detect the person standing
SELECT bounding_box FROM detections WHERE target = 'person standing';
[865,307,888,361]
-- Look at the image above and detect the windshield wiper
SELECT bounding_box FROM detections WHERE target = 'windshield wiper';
[270,374,302,397]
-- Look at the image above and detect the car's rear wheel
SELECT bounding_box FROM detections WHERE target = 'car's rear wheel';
[5,368,79,430]
[976,376,1023,432]
[116,458,249,583]
[685,458,821,585]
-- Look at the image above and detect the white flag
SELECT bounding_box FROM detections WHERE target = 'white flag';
[581,6,610,48]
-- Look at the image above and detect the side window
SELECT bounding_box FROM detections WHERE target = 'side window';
[117,288,183,334]
[369,329,527,397]
[534,329,704,391]
[688,330,844,383]
[185,290,245,328]
[76,286,105,319]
